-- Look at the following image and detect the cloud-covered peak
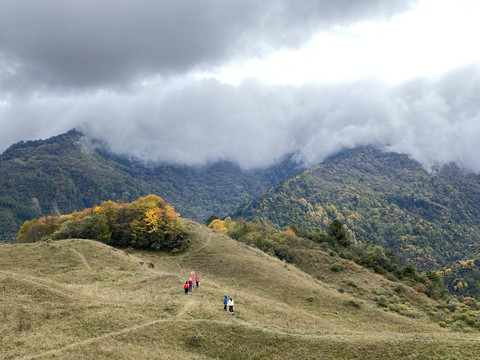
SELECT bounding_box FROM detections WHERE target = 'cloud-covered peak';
[2,65,480,173]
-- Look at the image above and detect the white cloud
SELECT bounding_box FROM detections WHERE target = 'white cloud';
[202,0,480,85]
[2,65,480,173]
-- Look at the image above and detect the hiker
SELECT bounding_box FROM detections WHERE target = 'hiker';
[223,295,228,311]
[195,275,200,287]
[184,281,189,295]
[227,296,234,314]
[188,278,193,292]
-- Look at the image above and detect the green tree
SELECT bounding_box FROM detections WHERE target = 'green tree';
[328,220,351,247]
[402,263,418,280]
[205,214,219,226]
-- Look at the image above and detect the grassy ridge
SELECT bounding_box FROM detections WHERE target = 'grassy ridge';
[1,220,478,359]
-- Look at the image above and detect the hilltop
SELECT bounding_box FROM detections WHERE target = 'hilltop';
[1,220,478,359]
[234,146,480,270]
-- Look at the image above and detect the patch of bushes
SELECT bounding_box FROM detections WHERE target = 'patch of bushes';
[450,320,471,333]
[17,195,189,252]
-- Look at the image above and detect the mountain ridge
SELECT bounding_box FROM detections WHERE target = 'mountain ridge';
[233,146,480,270]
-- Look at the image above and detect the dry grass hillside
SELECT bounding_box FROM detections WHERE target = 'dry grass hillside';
[1,219,478,359]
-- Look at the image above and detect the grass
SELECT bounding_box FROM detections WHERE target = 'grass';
[0,219,478,359]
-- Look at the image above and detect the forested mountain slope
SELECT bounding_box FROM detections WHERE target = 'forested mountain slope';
[0,130,153,242]
[0,130,300,242]
[233,147,480,270]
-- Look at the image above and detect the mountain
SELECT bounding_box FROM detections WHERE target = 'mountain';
[1,220,478,359]
[233,146,480,270]
[0,130,300,242]
[4,131,480,272]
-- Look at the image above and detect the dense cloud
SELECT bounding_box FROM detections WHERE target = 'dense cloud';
[2,65,480,172]
[0,0,414,90]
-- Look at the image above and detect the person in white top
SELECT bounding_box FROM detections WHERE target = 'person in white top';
[227,297,234,314]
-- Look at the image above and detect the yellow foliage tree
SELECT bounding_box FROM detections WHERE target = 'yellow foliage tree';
[209,219,228,233]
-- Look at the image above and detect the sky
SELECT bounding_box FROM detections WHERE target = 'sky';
[1,0,480,172]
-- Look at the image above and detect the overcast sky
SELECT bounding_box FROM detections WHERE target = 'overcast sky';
[1,0,480,172]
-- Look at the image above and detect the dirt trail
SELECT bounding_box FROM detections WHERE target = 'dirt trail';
[185,223,213,256]
[17,298,196,360]
[69,248,92,270]
[0,270,80,300]
[12,289,460,360]
[19,311,439,360]
[16,318,170,360]
[177,223,212,274]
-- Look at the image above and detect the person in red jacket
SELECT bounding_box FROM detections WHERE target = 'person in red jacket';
[184,281,189,295]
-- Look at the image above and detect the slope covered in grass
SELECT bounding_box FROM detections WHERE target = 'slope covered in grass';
[1,220,478,359]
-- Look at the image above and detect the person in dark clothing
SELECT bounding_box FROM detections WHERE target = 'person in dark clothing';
[223,295,228,310]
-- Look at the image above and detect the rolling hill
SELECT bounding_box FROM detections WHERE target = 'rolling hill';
[1,220,478,359]
[233,146,480,270]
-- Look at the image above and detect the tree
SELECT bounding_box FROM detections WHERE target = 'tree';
[205,214,219,226]
[402,263,418,280]
[328,220,351,247]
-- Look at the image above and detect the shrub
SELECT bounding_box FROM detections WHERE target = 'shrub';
[347,280,358,288]
[450,320,471,333]
[345,299,363,308]
[186,335,202,347]
[375,295,389,308]
[331,262,342,272]
[413,283,427,294]
[273,244,297,263]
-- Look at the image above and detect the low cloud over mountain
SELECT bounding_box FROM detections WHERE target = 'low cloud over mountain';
[1,0,479,172]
